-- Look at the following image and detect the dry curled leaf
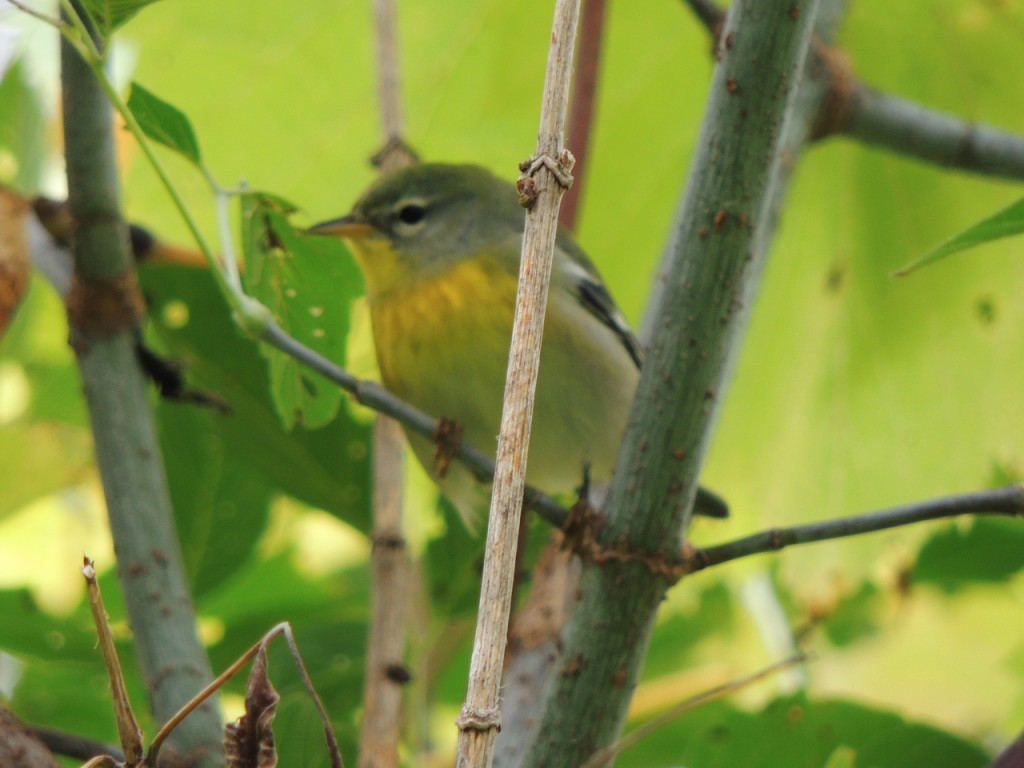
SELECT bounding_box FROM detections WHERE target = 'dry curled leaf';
[225,646,280,768]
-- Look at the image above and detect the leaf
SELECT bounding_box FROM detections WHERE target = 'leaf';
[158,399,273,597]
[912,517,1024,593]
[127,82,202,164]
[240,192,364,430]
[0,58,48,191]
[225,646,280,768]
[615,694,988,768]
[895,195,1024,275]
[140,262,372,531]
[820,582,884,647]
[80,0,162,36]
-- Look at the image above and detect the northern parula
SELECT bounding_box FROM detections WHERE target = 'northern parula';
[312,163,724,525]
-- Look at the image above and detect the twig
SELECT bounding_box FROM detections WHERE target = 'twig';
[560,0,606,231]
[372,0,404,153]
[680,0,726,36]
[82,559,143,765]
[839,84,1024,180]
[359,419,410,768]
[986,729,1024,768]
[686,484,1024,573]
[26,726,123,764]
[455,0,582,765]
[580,653,809,768]
[149,623,343,768]
[358,2,413,765]
[260,320,570,527]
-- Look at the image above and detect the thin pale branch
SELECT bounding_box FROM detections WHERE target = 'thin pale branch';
[686,484,1024,573]
[359,2,413,765]
[359,419,409,768]
[455,0,582,764]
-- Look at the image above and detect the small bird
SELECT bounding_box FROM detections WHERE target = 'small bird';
[311,163,724,525]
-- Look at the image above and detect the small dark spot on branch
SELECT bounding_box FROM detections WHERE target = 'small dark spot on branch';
[612,666,627,687]
[726,76,739,93]
[562,654,583,678]
[384,663,412,684]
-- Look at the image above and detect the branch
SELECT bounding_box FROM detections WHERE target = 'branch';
[358,419,410,768]
[259,321,571,527]
[456,1,581,764]
[58,3,222,764]
[27,726,124,765]
[358,2,413,765]
[523,1,824,764]
[683,0,1024,180]
[838,83,1024,180]
[559,0,607,231]
[681,0,725,37]
[686,484,1024,573]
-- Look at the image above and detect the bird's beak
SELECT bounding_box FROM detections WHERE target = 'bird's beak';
[306,215,376,240]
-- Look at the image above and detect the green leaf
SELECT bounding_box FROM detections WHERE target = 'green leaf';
[241,192,364,430]
[616,694,988,768]
[895,195,1024,275]
[127,81,202,164]
[820,582,884,647]
[140,262,372,531]
[158,400,273,596]
[0,58,48,191]
[80,0,162,36]
[913,517,1024,593]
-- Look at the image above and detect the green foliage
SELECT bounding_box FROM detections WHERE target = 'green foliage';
[127,82,202,164]
[240,192,364,431]
[616,695,989,768]
[0,58,47,191]
[80,0,162,38]
[141,261,372,531]
[898,194,1024,275]
[913,517,1024,593]
[0,0,1022,765]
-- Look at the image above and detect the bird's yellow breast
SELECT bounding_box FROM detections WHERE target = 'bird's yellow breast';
[368,255,519,425]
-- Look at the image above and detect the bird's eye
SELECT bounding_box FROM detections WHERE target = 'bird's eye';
[397,203,427,225]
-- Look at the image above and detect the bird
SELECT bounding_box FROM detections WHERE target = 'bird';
[310,162,725,527]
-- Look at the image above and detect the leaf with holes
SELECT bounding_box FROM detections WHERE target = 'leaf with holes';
[240,192,363,430]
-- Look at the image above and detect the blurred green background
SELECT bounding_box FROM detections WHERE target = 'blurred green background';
[1,0,1022,765]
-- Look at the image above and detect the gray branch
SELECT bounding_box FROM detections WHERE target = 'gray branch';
[59,4,222,764]
[688,485,1024,572]
[841,84,1024,179]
